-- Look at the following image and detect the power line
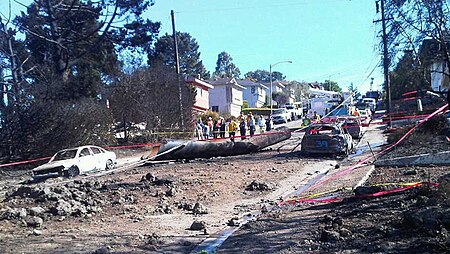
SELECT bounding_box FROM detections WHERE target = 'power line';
[175,0,351,14]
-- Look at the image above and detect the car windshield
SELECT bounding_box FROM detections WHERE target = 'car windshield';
[307,126,340,135]
[274,109,286,114]
[332,107,349,116]
[52,149,77,161]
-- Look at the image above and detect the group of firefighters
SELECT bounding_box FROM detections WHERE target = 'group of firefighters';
[195,112,275,142]
[195,108,337,143]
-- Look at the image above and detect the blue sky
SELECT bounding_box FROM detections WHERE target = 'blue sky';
[1,0,385,93]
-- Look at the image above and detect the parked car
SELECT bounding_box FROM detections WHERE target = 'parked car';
[301,123,353,156]
[320,116,338,124]
[282,103,302,120]
[359,109,371,126]
[342,116,363,139]
[272,108,291,124]
[32,145,117,178]
[362,98,377,113]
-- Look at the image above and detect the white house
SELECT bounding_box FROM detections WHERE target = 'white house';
[262,80,296,106]
[208,77,246,117]
[421,39,450,92]
[238,79,268,108]
[431,61,449,92]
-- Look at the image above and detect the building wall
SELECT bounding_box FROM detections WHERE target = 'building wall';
[431,61,450,91]
[231,87,244,116]
[243,86,267,108]
[209,85,244,117]
[209,86,228,113]
[194,86,210,110]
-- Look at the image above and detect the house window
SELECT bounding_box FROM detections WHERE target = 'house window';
[212,106,219,112]
[197,87,203,96]
[226,87,232,103]
[251,87,255,94]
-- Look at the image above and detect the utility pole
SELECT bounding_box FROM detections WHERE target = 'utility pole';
[171,10,180,75]
[375,0,392,127]
[171,10,184,128]
[370,77,374,91]
[269,61,292,116]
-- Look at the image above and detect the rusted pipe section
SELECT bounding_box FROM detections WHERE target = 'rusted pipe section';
[151,127,291,161]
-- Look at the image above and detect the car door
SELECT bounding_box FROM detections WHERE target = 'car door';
[342,127,353,150]
[90,146,105,170]
[77,147,97,173]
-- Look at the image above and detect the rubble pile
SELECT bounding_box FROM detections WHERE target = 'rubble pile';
[245,180,274,191]
[0,180,104,229]
[312,173,450,253]
[319,215,352,243]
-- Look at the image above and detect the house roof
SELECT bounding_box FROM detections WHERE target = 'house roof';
[186,76,214,89]
[262,80,286,89]
[236,79,268,90]
[208,77,246,90]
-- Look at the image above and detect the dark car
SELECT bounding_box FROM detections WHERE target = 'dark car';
[341,116,363,139]
[301,123,353,155]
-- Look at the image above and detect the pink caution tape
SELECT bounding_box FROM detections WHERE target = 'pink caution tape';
[280,182,439,205]
[197,130,291,142]
[0,157,52,168]
[0,143,161,168]
[104,143,160,149]
[303,103,448,194]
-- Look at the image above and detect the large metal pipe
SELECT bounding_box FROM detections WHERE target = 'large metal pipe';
[151,127,291,161]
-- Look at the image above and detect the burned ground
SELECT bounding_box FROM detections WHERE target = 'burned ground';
[218,123,450,254]
[0,122,449,253]
[218,166,450,254]
[0,142,338,254]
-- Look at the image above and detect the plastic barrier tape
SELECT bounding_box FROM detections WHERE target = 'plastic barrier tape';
[301,103,448,195]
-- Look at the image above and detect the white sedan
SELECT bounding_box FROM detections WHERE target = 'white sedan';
[32,145,116,178]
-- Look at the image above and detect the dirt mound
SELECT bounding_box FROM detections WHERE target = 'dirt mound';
[1,181,105,227]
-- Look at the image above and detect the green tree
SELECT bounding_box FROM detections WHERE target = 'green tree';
[384,0,450,80]
[286,81,310,101]
[149,32,210,79]
[272,91,289,106]
[348,82,361,98]
[0,0,160,160]
[15,0,160,99]
[242,100,249,110]
[244,69,285,82]
[109,64,195,134]
[213,52,240,78]
[389,50,430,100]
[322,80,342,93]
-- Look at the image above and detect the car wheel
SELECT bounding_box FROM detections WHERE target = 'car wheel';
[64,166,80,178]
[105,159,114,170]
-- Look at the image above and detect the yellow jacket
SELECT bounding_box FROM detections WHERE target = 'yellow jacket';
[229,121,238,132]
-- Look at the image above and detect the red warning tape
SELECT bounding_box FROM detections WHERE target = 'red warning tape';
[0,143,162,168]
[196,130,291,142]
[402,90,417,97]
[299,103,448,196]
[281,182,438,205]
[0,157,52,168]
[104,143,161,149]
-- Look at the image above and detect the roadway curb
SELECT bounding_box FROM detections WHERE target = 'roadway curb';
[375,151,450,167]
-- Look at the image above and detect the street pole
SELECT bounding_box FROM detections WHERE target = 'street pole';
[370,77,374,92]
[380,0,392,127]
[269,64,273,114]
[269,60,292,116]
[171,10,180,75]
[171,10,184,128]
